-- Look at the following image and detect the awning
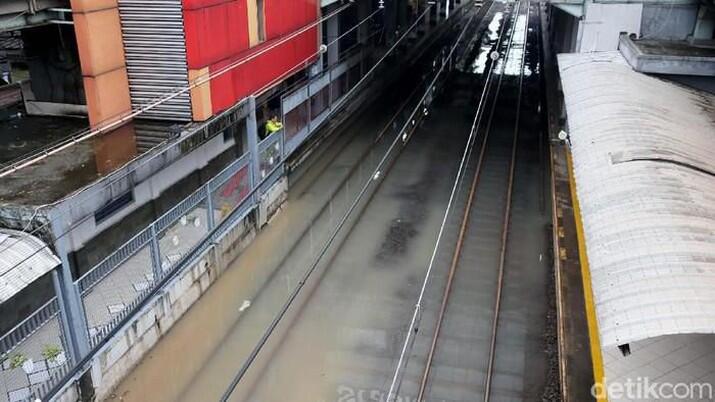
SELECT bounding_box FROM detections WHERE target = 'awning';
[0,229,60,303]
[558,51,715,347]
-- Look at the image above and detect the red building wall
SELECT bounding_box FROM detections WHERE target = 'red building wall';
[182,0,319,118]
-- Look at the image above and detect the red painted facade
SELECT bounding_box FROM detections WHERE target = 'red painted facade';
[182,0,319,116]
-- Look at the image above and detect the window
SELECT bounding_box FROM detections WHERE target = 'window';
[310,86,330,119]
[94,191,134,224]
[284,101,309,141]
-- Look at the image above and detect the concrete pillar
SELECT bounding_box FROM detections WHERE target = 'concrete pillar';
[693,7,715,40]
[49,207,91,362]
[357,0,371,45]
[70,0,132,128]
[189,67,213,121]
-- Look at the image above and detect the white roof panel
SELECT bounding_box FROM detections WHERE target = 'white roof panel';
[558,51,715,347]
[0,229,60,303]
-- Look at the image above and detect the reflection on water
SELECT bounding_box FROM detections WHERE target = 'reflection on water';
[93,122,139,175]
[0,119,181,205]
[0,109,87,165]
[471,7,536,78]
[472,12,504,74]
[503,14,533,77]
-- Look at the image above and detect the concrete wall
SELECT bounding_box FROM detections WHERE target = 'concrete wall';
[550,7,580,54]
[70,145,240,277]
[551,1,700,54]
[579,2,643,52]
[641,3,698,40]
[58,127,237,260]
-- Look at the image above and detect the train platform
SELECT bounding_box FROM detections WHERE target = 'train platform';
[546,9,715,401]
[541,4,599,400]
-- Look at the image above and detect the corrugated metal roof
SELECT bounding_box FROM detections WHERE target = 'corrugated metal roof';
[558,51,715,347]
[0,229,59,303]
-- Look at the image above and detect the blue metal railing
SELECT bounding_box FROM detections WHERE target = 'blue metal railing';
[2,47,371,402]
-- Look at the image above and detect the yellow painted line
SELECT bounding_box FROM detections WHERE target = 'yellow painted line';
[566,149,608,402]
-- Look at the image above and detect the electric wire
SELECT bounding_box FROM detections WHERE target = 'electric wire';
[0,4,354,178]
[384,2,517,399]
[0,5,386,274]
[30,3,472,400]
[219,5,477,401]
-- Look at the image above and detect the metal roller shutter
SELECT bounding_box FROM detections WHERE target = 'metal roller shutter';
[118,0,192,121]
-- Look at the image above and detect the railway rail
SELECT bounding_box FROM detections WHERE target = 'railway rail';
[217,5,487,401]
[388,0,540,400]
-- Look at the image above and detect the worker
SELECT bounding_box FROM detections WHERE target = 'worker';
[265,115,283,136]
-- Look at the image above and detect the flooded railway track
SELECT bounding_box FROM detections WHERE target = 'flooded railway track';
[388,0,553,401]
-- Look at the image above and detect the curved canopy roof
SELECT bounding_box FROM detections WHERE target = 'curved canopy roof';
[0,229,60,303]
[558,51,715,347]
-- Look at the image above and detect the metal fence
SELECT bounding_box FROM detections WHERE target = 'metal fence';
[0,299,60,358]
[258,129,284,192]
[0,50,365,402]
[76,152,252,348]
[0,298,70,402]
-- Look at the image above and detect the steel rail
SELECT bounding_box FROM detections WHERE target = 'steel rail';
[219,8,477,401]
[483,1,531,401]
[383,2,499,399]
[413,0,526,400]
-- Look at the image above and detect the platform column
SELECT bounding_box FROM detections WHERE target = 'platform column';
[70,0,132,128]
[246,96,261,200]
[49,207,91,362]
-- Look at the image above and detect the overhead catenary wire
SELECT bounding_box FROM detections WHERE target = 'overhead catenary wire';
[384,1,519,399]
[28,3,468,401]
[0,4,356,179]
[0,4,386,283]
[218,4,472,401]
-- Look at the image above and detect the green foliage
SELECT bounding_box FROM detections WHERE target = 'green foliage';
[9,353,27,369]
[42,344,62,362]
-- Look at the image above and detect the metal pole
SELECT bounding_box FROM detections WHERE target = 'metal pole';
[246,96,261,200]
[49,208,91,361]
[149,224,164,281]
[307,85,313,134]
[205,184,216,230]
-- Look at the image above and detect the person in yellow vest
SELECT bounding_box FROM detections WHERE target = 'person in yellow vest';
[265,115,283,136]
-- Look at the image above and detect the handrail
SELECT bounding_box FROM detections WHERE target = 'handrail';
[0,297,59,357]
